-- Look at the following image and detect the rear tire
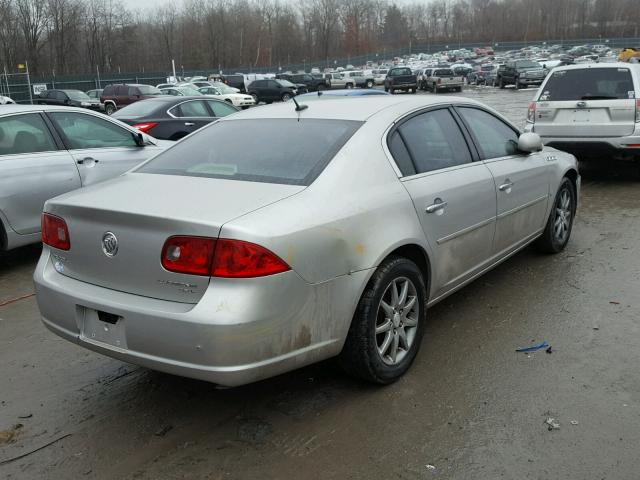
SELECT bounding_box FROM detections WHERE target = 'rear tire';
[339,256,427,384]
[281,93,292,101]
[366,80,374,88]
[499,77,505,89]
[346,83,354,89]
[534,177,576,253]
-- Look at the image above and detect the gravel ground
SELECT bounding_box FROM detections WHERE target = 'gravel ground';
[1,86,640,480]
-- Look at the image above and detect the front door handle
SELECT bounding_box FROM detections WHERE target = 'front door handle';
[498,180,514,192]
[184,122,195,126]
[77,157,99,165]
[425,198,447,214]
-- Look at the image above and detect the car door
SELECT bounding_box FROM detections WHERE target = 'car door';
[390,108,497,297]
[170,100,215,134]
[46,110,158,186]
[455,106,550,256]
[266,80,280,101]
[0,112,80,235]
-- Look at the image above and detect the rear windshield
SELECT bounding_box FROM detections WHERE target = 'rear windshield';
[516,61,540,68]
[113,100,162,118]
[540,68,634,101]
[434,69,454,76]
[138,85,162,95]
[136,119,362,186]
[390,68,412,76]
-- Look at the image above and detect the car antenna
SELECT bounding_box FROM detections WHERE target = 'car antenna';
[292,96,308,112]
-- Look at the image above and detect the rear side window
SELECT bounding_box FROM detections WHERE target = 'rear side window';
[391,68,412,76]
[137,119,362,186]
[176,100,210,117]
[540,68,634,101]
[0,113,57,155]
[396,109,471,174]
[388,131,416,176]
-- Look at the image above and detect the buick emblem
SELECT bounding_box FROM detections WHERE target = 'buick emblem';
[102,232,118,257]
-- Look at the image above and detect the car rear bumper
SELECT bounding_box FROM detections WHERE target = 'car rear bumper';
[34,248,365,386]
[526,125,640,160]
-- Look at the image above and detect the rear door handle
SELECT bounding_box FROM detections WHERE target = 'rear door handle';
[498,180,514,192]
[77,157,98,165]
[425,198,447,214]
[184,122,195,126]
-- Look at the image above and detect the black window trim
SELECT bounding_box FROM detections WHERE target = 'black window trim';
[451,105,522,161]
[385,104,479,178]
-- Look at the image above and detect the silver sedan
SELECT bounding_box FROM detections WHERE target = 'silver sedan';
[34,96,579,386]
[0,105,167,251]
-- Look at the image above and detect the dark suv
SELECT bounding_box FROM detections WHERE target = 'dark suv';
[498,60,546,89]
[276,73,328,91]
[248,79,298,103]
[100,84,162,115]
[37,89,101,110]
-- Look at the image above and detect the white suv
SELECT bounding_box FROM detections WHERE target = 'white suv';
[525,63,640,163]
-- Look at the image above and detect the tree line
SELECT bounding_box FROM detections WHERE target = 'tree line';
[0,0,638,76]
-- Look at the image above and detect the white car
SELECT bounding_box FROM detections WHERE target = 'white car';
[0,95,16,105]
[198,84,255,108]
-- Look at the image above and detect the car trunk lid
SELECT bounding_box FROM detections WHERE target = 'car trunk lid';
[46,173,304,303]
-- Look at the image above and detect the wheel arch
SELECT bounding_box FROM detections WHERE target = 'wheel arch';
[0,214,7,251]
[358,243,433,307]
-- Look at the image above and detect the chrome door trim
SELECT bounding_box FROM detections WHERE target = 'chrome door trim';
[436,217,495,245]
[496,194,548,220]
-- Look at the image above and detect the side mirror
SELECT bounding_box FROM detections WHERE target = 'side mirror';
[518,132,543,153]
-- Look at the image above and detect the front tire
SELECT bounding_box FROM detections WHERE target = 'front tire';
[534,177,576,253]
[366,80,374,88]
[281,93,292,101]
[340,256,427,384]
[104,103,116,115]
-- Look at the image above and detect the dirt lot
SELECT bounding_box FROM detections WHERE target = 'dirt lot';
[1,88,640,479]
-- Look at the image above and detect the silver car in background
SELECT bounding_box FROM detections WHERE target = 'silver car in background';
[34,96,579,386]
[526,63,640,163]
[0,105,166,251]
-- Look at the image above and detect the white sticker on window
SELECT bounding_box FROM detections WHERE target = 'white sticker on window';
[628,91,635,99]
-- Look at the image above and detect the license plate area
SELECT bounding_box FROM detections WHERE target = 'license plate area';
[573,110,591,122]
[80,307,127,349]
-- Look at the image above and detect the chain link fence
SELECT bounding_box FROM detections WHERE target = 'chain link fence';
[2,36,638,103]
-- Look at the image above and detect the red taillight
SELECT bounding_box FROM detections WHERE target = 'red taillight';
[160,237,290,278]
[212,239,290,278]
[527,101,536,123]
[437,78,442,84]
[132,122,157,134]
[41,213,70,250]
[161,236,216,276]
[636,99,640,123]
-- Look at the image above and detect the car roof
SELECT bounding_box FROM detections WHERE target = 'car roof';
[0,104,92,115]
[549,62,640,72]
[222,96,489,122]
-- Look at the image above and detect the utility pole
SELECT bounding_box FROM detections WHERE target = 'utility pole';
[96,65,101,88]
[172,59,176,80]
[25,61,33,105]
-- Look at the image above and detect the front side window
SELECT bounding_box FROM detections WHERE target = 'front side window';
[137,119,362,186]
[396,109,472,174]
[48,112,137,149]
[0,113,57,155]
[457,107,519,159]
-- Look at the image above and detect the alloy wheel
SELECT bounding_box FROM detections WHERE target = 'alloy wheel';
[375,277,419,365]
[553,187,572,243]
